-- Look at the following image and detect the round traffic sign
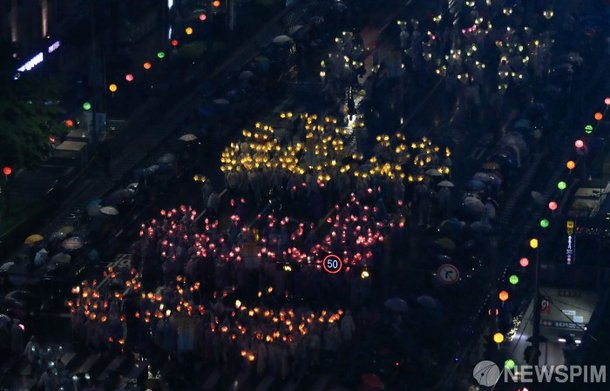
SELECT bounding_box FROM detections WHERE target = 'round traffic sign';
[436,263,460,284]
[323,254,343,274]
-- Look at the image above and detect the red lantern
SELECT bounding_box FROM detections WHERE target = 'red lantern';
[2,166,12,176]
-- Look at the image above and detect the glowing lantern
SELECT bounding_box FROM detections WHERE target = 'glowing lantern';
[505,359,516,369]
[199,13,207,21]
[3,166,12,176]
[585,124,593,134]
[82,102,92,111]
[566,160,576,170]
[157,51,165,59]
[575,139,584,149]
[540,219,550,228]
[65,119,74,127]
[499,290,509,302]
[171,39,179,47]
[212,0,221,7]
[108,83,118,93]
[185,27,193,35]
[529,238,539,249]
[520,257,529,267]
[548,201,558,211]
[557,181,567,190]
[143,62,152,70]
[594,112,603,121]
[493,332,505,344]
[125,73,134,82]
[509,275,519,285]
[605,98,610,105]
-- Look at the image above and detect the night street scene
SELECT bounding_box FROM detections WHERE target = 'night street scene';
[1,0,610,390]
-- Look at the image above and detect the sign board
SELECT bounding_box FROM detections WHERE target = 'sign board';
[566,234,575,265]
[436,263,460,284]
[540,319,585,330]
[323,254,343,274]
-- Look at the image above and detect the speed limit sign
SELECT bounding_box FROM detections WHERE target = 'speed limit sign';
[323,254,343,274]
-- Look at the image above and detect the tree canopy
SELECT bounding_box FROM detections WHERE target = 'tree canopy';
[0,41,66,169]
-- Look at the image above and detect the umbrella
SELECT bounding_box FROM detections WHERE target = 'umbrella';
[513,118,532,131]
[100,206,119,216]
[58,225,75,235]
[288,25,303,35]
[440,218,465,231]
[62,237,84,250]
[384,298,409,312]
[6,263,28,286]
[482,162,501,171]
[0,262,15,273]
[466,179,486,190]
[87,199,102,217]
[425,168,442,177]
[24,234,44,246]
[416,295,440,309]
[531,191,544,205]
[470,221,492,234]
[463,196,485,215]
[361,374,384,389]
[273,35,293,45]
[50,253,71,265]
[435,237,456,251]
[238,70,254,80]
[179,133,198,142]
[437,180,455,187]
[157,153,176,165]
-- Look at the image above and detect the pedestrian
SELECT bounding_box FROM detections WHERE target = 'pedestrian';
[10,319,23,355]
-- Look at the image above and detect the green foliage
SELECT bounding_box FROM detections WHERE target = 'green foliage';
[0,41,65,168]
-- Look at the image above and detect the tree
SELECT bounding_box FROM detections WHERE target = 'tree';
[0,41,66,168]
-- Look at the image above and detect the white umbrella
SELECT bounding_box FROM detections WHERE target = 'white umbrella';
[425,168,442,177]
[273,35,293,45]
[179,133,198,142]
[437,180,455,188]
[100,206,119,216]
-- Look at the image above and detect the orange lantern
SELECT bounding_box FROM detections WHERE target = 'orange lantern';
[499,290,509,302]
[566,160,576,170]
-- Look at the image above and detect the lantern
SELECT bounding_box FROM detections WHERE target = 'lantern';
[575,139,584,149]
[493,332,505,344]
[566,160,576,170]
[584,124,593,134]
[82,102,92,111]
[157,51,165,59]
[505,359,516,369]
[529,238,539,249]
[509,275,519,285]
[594,112,603,121]
[540,219,550,228]
[108,83,118,93]
[199,13,207,21]
[3,166,12,176]
[605,97,610,105]
[499,290,509,302]
[548,201,558,211]
[143,62,152,70]
[185,27,193,35]
[557,181,567,190]
[519,257,529,267]
[171,39,179,47]
[125,73,134,82]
